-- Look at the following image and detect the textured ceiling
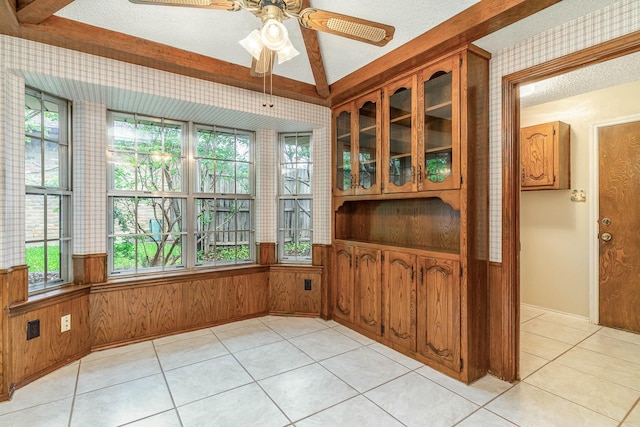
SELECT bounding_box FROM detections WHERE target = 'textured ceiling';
[47,0,636,125]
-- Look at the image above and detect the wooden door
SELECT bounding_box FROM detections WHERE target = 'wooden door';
[417,257,461,372]
[333,244,354,323]
[598,121,640,332]
[354,247,382,336]
[384,250,417,351]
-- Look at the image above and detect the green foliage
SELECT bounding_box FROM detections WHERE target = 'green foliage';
[284,241,311,257]
[25,245,60,272]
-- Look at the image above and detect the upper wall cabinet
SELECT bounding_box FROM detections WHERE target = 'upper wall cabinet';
[521,121,571,190]
[383,75,417,193]
[418,55,461,191]
[333,91,382,196]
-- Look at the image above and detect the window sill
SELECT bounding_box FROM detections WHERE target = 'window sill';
[9,283,91,317]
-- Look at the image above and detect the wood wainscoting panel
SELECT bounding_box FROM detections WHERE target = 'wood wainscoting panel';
[488,261,505,378]
[8,265,28,306]
[73,254,107,285]
[0,269,9,400]
[9,292,90,387]
[258,243,276,265]
[91,269,269,349]
[312,244,332,319]
[269,266,322,316]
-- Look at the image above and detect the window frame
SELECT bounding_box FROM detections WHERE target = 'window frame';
[106,112,256,276]
[278,131,313,263]
[24,87,73,295]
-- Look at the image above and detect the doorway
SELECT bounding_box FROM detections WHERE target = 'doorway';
[500,31,640,382]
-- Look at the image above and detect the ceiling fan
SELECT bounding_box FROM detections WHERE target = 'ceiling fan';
[129,0,395,77]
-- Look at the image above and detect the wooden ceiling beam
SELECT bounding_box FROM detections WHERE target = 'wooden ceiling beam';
[0,0,19,35]
[328,0,563,106]
[299,0,330,98]
[16,16,328,106]
[16,0,73,24]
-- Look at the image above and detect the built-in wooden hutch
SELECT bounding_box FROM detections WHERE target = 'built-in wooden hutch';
[331,44,490,384]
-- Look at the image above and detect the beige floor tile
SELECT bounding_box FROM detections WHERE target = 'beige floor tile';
[289,328,362,361]
[365,372,478,427]
[524,362,639,421]
[79,340,153,363]
[0,362,78,416]
[521,317,595,344]
[486,382,618,427]
[124,409,182,427]
[314,318,341,328]
[538,312,602,333]
[234,340,313,380]
[76,345,161,394]
[520,305,547,323]
[456,408,517,426]
[209,316,265,333]
[71,374,173,427]
[556,347,640,391]
[624,401,640,427]
[266,316,329,339]
[416,366,513,405]
[178,382,289,427]
[214,323,283,353]
[597,327,640,346]
[579,333,640,365]
[155,333,228,370]
[296,395,404,427]
[368,342,424,370]
[321,347,410,393]
[260,363,357,422]
[520,330,572,360]
[164,354,253,406]
[333,324,376,345]
[519,350,548,379]
[0,397,72,427]
[152,328,213,346]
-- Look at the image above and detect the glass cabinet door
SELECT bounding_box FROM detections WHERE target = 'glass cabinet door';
[355,91,381,195]
[420,56,460,190]
[334,105,353,195]
[385,75,416,193]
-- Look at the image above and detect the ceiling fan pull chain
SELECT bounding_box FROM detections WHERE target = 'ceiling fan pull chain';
[269,53,274,108]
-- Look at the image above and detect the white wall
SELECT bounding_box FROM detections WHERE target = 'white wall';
[520,79,640,316]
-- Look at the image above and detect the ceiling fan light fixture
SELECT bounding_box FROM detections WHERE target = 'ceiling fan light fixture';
[261,19,289,51]
[239,29,264,60]
[276,38,299,64]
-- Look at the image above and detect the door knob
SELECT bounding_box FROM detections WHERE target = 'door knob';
[600,232,612,242]
[601,218,611,226]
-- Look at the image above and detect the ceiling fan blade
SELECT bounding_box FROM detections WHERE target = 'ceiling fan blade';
[299,8,394,47]
[128,0,240,10]
[250,48,275,77]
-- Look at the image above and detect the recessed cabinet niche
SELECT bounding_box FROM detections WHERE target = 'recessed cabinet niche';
[331,45,489,384]
[521,121,570,190]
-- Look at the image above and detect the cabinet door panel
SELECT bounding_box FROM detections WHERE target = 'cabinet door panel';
[418,257,460,371]
[521,122,555,188]
[334,104,354,196]
[333,244,354,322]
[383,75,417,194]
[384,251,417,351]
[355,91,382,195]
[355,247,382,335]
[419,55,461,191]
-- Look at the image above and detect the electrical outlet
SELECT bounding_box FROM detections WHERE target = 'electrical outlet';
[304,278,312,291]
[61,314,71,333]
[27,319,40,340]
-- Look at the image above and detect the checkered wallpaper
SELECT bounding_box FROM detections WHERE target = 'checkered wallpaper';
[488,0,640,261]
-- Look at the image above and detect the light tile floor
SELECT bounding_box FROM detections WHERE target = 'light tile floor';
[1,307,639,426]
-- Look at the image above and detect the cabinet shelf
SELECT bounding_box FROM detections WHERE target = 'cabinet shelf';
[360,124,376,133]
[337,132,352,140]
[424,145,452,154]
[390,113,411,124]
[424,101,452,120]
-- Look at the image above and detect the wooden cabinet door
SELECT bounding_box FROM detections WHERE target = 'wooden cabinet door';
[333,103,355,196]
[333,244,354,322]
[354,91,382,195]
[383,75,418,194]
[384,250,417,351]
[520,121,570,190]
[354,247,382,336]
[418,55,461,191]
[417,257,461,372]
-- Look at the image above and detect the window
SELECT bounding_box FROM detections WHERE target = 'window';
[25,88,72,294]
[107,113,254,275]
[278,132,312,262]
